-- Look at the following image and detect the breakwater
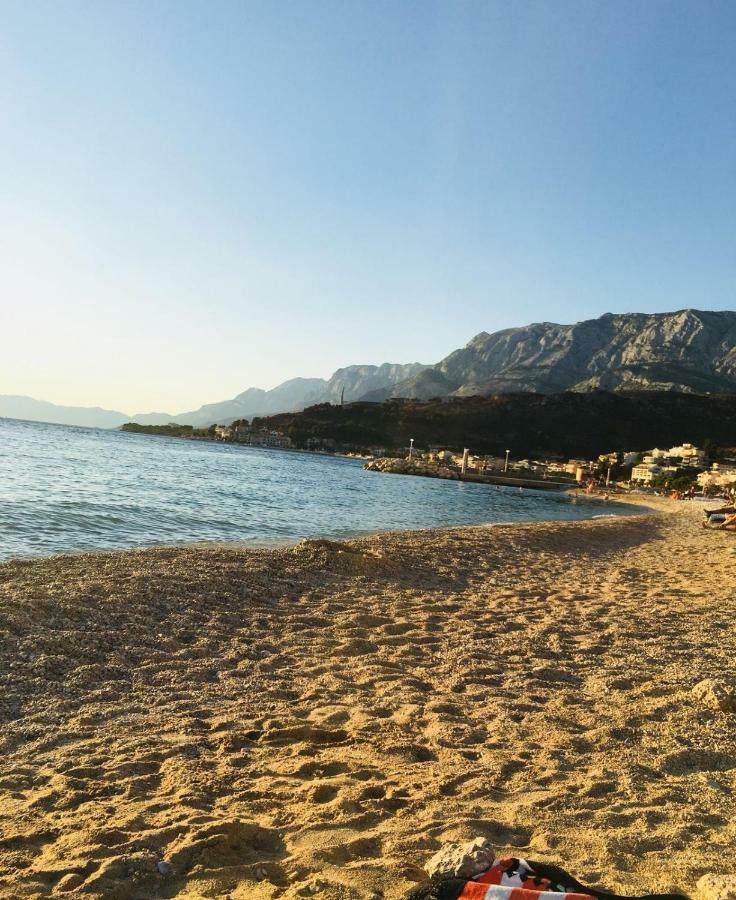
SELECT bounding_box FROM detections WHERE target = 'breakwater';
[364,456,574,491]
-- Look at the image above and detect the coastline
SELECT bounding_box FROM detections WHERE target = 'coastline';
[2,501,734,899]
[0,476,642,567]
[0,493,642,567]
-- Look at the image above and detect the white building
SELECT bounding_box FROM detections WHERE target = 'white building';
[249,430,292,449]
[667,443,706,465]
[631,464,661,484]
[632,443,706,483]
[631,463,679,484]
[698,463,736,490]
[597,451,640,467]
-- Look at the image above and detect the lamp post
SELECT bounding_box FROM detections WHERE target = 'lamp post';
[504,449,511,473]
[409,438,414,460]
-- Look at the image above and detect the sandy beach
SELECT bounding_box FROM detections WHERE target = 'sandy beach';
[1,499,735,899]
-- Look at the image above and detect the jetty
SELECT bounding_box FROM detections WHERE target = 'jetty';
[363,457,574,491]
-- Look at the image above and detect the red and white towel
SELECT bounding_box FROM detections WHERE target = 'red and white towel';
[459,858,595,900]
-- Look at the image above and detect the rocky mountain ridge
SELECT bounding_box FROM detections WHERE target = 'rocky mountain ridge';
[131,362,429,427]
[370,309,736,400]
[3,310,734,429]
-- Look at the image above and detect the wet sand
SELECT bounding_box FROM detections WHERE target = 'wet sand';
[1,499,734,899]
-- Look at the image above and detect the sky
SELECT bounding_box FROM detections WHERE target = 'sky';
[1,0,735,414]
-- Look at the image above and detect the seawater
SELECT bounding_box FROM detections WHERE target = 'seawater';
[0,417,629,561]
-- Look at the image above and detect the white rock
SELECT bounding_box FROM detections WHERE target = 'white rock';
[425,836,495,879]
[692,679,736,713]
[697,874,736,900]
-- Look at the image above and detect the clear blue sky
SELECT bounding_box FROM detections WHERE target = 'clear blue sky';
[2,0,735,413]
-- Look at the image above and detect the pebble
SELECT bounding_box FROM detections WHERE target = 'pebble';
[697,874,736,900]
[529,665,581,684]
[425,836,495,879]
[692,679,736,713]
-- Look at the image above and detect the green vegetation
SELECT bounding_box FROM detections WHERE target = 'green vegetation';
[258,392,736,458]
[590,452,638,483]
[706,442,736,461]
[121,422,216,438]
[650,471,699,492]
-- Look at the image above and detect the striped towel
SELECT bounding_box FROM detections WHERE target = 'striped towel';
[459,887,593,900]
[407,855,689,900]
[460,857,594,900]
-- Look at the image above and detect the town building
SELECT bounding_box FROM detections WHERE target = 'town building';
[248,430,292,449]
[630,443,705,483]
[667,443,706,465]
[597,451,640,467]
[698,462,736,490]
[631,464,663,484]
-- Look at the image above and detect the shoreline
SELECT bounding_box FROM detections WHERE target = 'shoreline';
[3,501,734,899]
[0,489,644,569]
[120,423,375,462]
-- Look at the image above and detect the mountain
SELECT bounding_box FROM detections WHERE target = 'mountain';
[377,310,736,399]
[132,365,429,427]
[0,395,130,429]
[5,310,735,429]
[146,365,428,427]
[322,363,428,404]
[133,378,327,428]
[1,363,428,429]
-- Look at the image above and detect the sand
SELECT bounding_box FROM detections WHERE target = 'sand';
[1,499,735,899]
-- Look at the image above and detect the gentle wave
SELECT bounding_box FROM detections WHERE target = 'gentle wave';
[0,417,629,561]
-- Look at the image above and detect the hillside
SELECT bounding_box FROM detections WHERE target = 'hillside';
[6,310,736,429]
[258,391,736,459]
[149,363,429,427]
[1,364,427,429]
[377,309,736,399]
[0,396,129,429]
[134,378,328,428]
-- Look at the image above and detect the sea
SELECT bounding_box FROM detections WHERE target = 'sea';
[0,417,630,562]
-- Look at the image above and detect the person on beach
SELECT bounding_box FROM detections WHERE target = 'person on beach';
[703,495,736,521]
[713,513,736,531]
[704,512,736,530]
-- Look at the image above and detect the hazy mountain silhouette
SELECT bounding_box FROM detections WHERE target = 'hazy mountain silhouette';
[4,310,735,429]
[0,396,130,429]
